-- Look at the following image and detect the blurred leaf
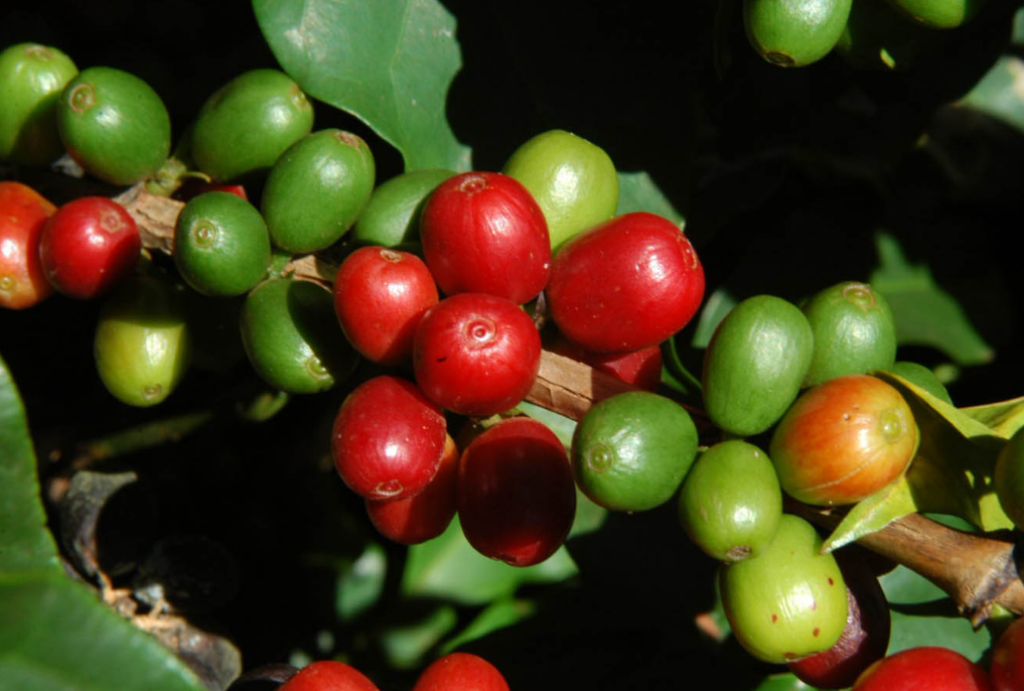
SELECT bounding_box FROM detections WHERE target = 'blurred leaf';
[379,603,457,669]
[960,395,1024,439]
[615,171,685,226]
[876,371,1011,531]
[959,55,1024,133]
[880,565,991,659]
[0,353,59,574]
[660,333,702,402]
[0,571,206,691]
[336,543,386,623]
[439,597,537,653]
[254,0,472,172]
[821,476,918,553]
[401,516,577,606]
[690,287,737,350]
[870,232,994,366]
[516,400,576,450]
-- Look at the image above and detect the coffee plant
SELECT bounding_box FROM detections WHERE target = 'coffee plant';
[3,1,1024,689]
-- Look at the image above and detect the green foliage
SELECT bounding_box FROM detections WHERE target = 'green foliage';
[253,0,472,172]
[0,357,206,691]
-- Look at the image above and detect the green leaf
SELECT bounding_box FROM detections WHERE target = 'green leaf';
[821,476,918,553]
[870,232,994,366]
[336,543,387,623]
[881,565,992,659]
[959,55,1024,134]
[960,395,1024,439]
[690,287,737,350]
[615,171,685,226]
[253,0,472,172]
[401,515,577,606]
[0,353,59,574]
[378,603,458,669]
[0,571,205,691]
[439,597,537,654]
[875,371,1011,532]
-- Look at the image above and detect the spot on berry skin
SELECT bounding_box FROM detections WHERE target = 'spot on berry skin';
[374,479,403,498]
[813,627,820,637]
[771,613,778,623]
[812,600,817,610]
[828,577,834,586]
[458,175,488,195]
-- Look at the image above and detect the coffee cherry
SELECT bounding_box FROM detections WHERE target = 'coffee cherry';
[420,171,551,305]
[801,281,897,388]
[718,514,849,664]
[173,191,271,297]
[239,278,359,394]
[262,129,376,253]
[278,660,379,691]
[365,434,458,544]
[572,390,698,512]
[333,246,438,366]
[413,292,541,417]
[0,42,78,166]
[0,181,57,309]
[57,66,171,185]
[332,375,447,501]
[701,294,813,437]
[94,276,190,407]
[458,417,576,567]
[190,69,314,182]
[678,440,782,562]
[412,652,509,691]
[39,197,140,300]
[546,211,704,353]
[769,375,919,506]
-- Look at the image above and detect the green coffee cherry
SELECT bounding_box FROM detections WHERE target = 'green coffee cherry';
[678,440,782,562]
[0,43,78,166]
[174,191,271,296]
[801,281,897,388]
[744,0,854,67]
[190,69,314,182]
[94,276,190,407]
[571,390,699,512]
[261,129,376,253]
[57,67,171,186]
[350,168,455,249]
[239,278,359,394]
[887,0,986,28]
[718,514,848,664]
[502,129,619,251]
[702,295,814,437]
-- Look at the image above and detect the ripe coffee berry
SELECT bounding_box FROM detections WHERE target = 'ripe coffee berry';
[334,245,439,366]
[278,660,379,691]
[332,375,447,501]
[419,171,550,305]
[413,292,541,417]
[546,211,704,353]
[412,652,509,691]
[39,196,140,299]
[458,416,576,566]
